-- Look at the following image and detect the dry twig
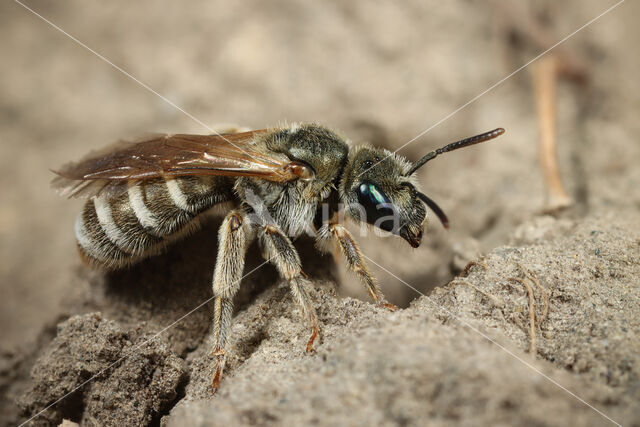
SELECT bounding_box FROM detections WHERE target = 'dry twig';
[494,1,590,212]
[452,278,505,309]
[518,263,550,322]
[459,260,489,278]
[534,55,572,212]
[507,277,537,354]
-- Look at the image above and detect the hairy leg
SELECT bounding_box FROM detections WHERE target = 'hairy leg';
[261,224,319,352]
[329,223,397,310]
[211,211,249,392]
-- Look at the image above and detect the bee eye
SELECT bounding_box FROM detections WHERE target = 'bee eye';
[359,183,389,205]
[362,156,380,171]
[357,182,396,232]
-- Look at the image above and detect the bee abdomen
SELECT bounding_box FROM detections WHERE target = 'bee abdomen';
[75,175,234,268]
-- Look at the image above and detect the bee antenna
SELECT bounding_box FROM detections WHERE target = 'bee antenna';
[416,191,450,229]
[406,128,505,176]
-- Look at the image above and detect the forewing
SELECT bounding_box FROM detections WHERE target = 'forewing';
[52,130,296,198]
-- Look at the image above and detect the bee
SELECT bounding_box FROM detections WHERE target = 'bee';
[52,123,504,391]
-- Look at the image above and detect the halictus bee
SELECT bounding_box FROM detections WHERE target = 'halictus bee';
[53,123,504,390]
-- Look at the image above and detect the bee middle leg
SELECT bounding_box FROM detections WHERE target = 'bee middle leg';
[211,210,250,392]
[261,224,319,352]
[329,223,398,310]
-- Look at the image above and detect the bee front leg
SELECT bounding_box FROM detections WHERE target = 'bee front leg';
[211,211,249,393]
[329,223,398,311]
[261,225,319,353]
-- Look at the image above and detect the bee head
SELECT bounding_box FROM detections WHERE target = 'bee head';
[340,147,428,248]
[340,128,505,247]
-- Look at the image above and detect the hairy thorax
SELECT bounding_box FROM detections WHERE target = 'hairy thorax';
[236,177,321,239]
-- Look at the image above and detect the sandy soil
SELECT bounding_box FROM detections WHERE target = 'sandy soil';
[1,1,639,425]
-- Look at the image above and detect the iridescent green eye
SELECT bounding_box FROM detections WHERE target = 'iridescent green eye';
[359,183,389,206]
[357,182,395,232]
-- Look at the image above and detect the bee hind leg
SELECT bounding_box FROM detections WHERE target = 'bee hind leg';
[211,211,250,393]
[261,224,319,352]
[329,223,398,311]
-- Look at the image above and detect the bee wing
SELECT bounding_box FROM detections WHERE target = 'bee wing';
[52,130,298,198]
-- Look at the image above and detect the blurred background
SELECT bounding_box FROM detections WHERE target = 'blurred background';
[1,0,638,369]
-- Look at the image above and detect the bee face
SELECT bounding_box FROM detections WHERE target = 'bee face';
[340,146,426,248]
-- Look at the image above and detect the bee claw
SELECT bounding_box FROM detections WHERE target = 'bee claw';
[378,301,399,311]
[211,348,226,394]
[306,324,319,353]
[211,369,222,394]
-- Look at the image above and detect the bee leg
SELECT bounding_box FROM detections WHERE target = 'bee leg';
[261,224,319,352]
[211,211,249,393]
[329,223,398,311]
